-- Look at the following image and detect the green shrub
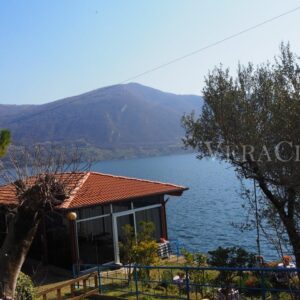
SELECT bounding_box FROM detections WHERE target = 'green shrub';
[167,284,179,295]
[181,248,207,266]
[15,272,35,300]
[154,285,166,292]
[239,274,272,297]
[208,246,256,287]
[160,270,173,288]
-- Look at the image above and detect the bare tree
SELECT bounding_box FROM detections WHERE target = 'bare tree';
[0,144,89,299]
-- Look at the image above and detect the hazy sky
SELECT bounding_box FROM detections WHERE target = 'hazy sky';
[1,0,300,104]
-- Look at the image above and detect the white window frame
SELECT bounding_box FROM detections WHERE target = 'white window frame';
[74,202,162,265]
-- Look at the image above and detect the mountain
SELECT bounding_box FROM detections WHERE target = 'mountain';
[0,83,202,159]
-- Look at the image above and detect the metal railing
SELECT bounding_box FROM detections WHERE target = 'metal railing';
[168,239,187,257]
[71,264,300,299]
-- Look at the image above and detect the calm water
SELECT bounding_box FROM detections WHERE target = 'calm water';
[92,153,278,259]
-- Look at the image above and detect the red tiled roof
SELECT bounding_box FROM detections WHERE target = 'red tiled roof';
[0,172,188,209]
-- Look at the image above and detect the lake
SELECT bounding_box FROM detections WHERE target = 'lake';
[92,153,279,260]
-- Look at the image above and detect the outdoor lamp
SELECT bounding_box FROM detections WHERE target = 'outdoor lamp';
[67,211,77,221]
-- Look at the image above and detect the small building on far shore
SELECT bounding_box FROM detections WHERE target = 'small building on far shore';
[0,172,188,269]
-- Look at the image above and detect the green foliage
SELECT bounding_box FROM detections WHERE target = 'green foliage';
[119,221,158,282]
[119,224,136,266]
[240,274,272,297]
[181,248,207,266]
[181,248,194,265]
[180,249,209,297]
[0,129,11,157]
[160,270,173,288]
[119,221,158,266]
[208,246,256,268]
[15,272,35,300]
[132,240,158,267]
[137,221,155,242]
[183,43,300,167]
[208,246,256,287]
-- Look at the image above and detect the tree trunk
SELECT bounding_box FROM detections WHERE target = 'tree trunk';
[0,175,67,299]
[281,216,300,281]
[255,174,300,279]
[0,196,43,299]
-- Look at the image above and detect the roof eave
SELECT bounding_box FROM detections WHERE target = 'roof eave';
[166,188,188,196]
[57,187,188,211]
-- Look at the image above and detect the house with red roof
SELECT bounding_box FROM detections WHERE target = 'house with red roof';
[0,172,187,269]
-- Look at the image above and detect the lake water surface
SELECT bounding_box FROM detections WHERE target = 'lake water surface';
[92,153,278,259]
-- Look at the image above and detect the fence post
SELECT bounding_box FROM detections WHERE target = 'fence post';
[185,268,190,300]
[134,265,139,300]
[70,283,75,297]
[260,269,266,300]
[56,288,62,300]
[98,266,102,294]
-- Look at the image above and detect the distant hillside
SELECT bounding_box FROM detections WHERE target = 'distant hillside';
[0,83,202,160]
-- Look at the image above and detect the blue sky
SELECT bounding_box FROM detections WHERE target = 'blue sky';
[1,0,300,104]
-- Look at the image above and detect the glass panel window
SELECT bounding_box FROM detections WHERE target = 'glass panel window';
[133,196,161,208]
[102,204,111,215]
[117,214,134,243]
[113,201,131,213]
[77,216,114,264]
[136,207,162,241]
[43,213,71,268]
[0,212,7,245]
[78,205,110,220]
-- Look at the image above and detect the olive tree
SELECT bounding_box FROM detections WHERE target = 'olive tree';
[182,43,300,272]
